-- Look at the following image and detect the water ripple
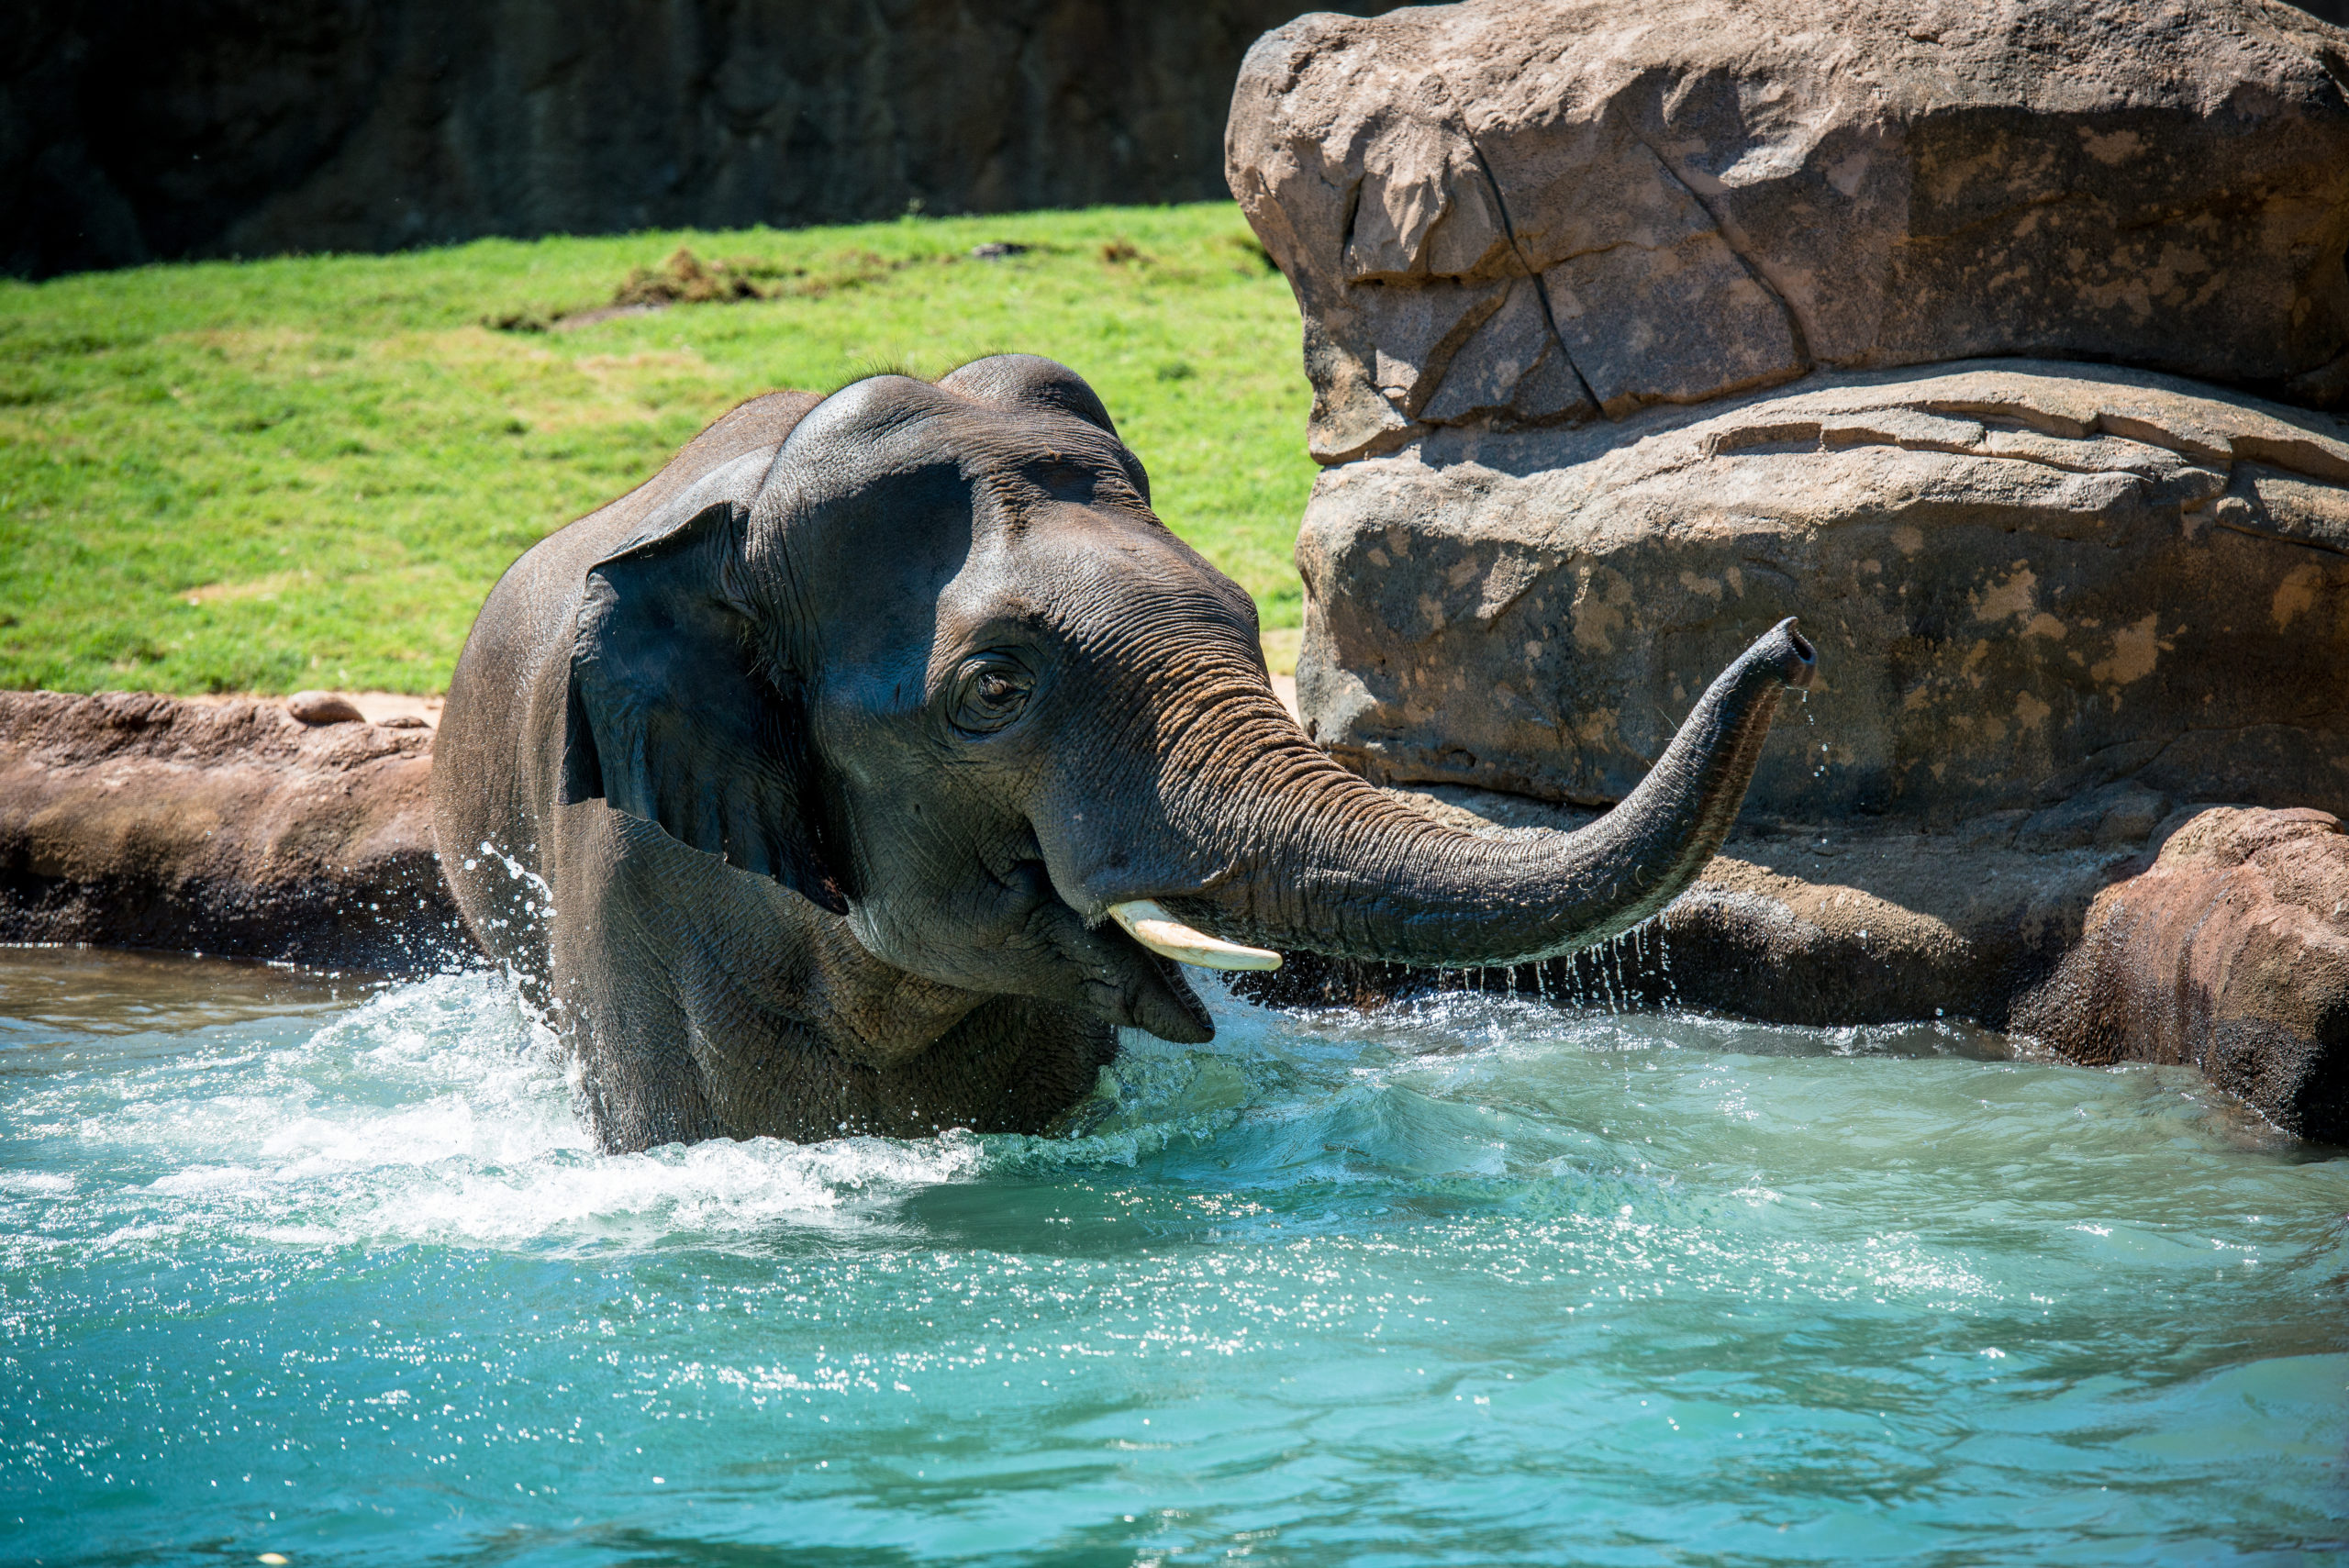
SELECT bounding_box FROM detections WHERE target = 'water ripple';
[0,957,2343,1565]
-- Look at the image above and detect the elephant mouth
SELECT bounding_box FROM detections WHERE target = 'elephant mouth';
[985,862,1220,1045]
[1071,906,1219,1044]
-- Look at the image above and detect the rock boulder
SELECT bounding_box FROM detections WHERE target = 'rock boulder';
[1297,360,2349,826]
[2014,806,2349,1140]
[1228,0,2349,462]
[0,691,464,972]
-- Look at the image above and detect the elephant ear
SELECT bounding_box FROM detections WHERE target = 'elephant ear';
[559,499,849,915]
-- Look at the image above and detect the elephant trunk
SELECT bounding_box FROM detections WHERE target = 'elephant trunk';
[1150,619,1815,969]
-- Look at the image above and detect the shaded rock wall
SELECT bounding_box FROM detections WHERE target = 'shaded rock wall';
[6,0,1406,278]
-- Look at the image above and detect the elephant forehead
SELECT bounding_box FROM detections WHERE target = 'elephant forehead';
[778,375,1134,497]
[889,528,1252,716]
[976,507,1248,617]
[924,517,1171,638]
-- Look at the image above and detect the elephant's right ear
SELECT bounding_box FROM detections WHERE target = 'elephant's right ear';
[559,501,848,915]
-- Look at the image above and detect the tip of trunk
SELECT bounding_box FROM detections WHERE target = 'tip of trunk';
[1761,617,1816,689]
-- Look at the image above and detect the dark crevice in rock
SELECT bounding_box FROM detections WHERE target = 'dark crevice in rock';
[2213,515,2349,557]
[1703,411,2204,478]
[1921,395,2093,439]
[1609,101,1817,373]
[1451,116,1605,417]
[2232,433,2349,484]
[1336,178,1365,283]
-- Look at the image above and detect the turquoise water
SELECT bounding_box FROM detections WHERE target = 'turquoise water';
[2,945,2343,1566]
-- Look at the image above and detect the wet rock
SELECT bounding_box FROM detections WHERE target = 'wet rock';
[2017,781,2174,854]
[284,690,365,726]
[1244,790,2349,1139]
[1229,0,2349,462]
[0,691,466,973]
[2014,806,2349,1141]
[1296,361,2349,827]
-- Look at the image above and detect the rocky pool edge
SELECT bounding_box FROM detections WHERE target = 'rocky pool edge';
[2,687,2341,1141]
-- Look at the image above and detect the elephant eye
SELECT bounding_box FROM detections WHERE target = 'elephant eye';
[951,654,1035,736]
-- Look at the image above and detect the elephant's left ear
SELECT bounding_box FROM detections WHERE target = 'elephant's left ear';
[559,501,849,915]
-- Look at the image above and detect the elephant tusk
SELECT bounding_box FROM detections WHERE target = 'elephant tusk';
[1107,899,1282,972]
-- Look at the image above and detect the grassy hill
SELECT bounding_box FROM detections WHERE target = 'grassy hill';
[0,204,1316,695]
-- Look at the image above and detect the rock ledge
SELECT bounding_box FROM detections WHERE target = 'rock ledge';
[0,691,463,973]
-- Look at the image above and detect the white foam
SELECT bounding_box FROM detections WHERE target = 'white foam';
[331,1131,988,1249]
[33,972,996,1256]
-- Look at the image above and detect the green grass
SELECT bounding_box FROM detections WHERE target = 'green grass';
[0,204,1317,695]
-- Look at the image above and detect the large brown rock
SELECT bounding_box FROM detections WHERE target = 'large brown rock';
[1297,360,2349,826]
[1228,0,2349,462]
[0,691,463,972]
[2014,806,2349,1140]
[1244,787,2349,1138]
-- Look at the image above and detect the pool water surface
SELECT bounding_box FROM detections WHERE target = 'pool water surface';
[1,945,2343,1565]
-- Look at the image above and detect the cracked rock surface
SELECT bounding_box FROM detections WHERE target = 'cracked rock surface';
[1226,0,2349,462]
[1297,359,2349,827]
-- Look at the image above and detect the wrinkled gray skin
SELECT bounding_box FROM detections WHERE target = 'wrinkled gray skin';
[433,356,1815,1151]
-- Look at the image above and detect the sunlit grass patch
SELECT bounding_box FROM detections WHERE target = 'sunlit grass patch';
[0,204,1315,694]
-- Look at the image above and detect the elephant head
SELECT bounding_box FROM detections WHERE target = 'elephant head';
[559,355,1815,1046]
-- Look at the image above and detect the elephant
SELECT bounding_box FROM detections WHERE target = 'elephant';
[431,355,1816,1152]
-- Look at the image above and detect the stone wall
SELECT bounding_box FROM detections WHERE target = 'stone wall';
[1227,0,2349,828]
[1296,361,2349,826]
[1225,0,2349,1129]
[1228,0,2349,466]
[6,0,1407,278]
